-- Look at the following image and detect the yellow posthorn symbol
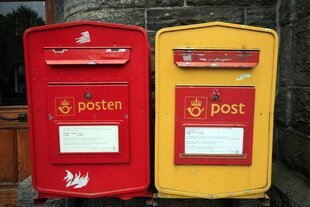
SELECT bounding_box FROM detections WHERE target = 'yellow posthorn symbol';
[186,98,205,117]
[58,99,72,115]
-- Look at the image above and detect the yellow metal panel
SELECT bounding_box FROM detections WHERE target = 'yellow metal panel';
[155,22,278,198]
[157,192,267,199]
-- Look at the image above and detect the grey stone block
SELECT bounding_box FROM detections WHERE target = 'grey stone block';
[291,87,310,134]
[279,0,296,26]
[151,53,155,90]
[64,0,102,18]
[270,162,310,207]
[17,176,37,207]
[239,199,263,207]
[64,0,146,16]
[294,19,310,79]
[147,7,244,30]
[278,0,310,25]
[147,30,155,89]
[146,0,184,7]
[274,87,292,127]
[278,25,294,86]
[148,30,156,52]
[246,7,276,28]
[279,129,310,179]
[295,0,310,21]
[55,0,65,23]
[187,0,276,6]
[65,8,146,27]
[17,176,65,207]
[44,199,66,207]
[293,72,310,86]
[273,123,285,161]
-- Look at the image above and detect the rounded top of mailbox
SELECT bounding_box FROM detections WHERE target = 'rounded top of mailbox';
[24,20,148,39]
[156,21,278,40]
[23,21,150,64]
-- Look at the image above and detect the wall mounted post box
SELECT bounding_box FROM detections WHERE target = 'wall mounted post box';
[155,22,278,199]
[24,21,150,198]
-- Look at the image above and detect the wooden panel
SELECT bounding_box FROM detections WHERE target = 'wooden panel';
[0,106,28,129]
[0,130,17,184]
[17,129,31,182]
[0,107,30,206]
[45,0,55,24]
[0,189,17,207]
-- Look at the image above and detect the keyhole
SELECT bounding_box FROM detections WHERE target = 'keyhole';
[212,94,219,102]
[84,92,92,100]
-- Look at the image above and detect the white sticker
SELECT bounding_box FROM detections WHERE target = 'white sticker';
[75,31,91,44]
[185,127,244,155]
[236,73,251,81]
[106,48,126,52]
[64,170,89,189]
[59,125,119,153]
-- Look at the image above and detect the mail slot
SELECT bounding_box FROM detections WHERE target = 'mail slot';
[24,21,150,198]
[155,22,278,198]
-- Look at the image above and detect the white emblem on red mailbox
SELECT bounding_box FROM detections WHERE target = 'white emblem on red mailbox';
[75,31,91,44]
[64,170,90,189]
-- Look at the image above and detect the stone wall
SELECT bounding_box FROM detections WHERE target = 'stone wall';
[270,0,310,206]
[275,0,310,178]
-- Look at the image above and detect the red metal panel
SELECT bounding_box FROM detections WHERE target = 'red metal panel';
[174,49,259,68]
[175,86,255,165]
[24,21,150,198]
[44,47,130,65]
[47,84,129,164]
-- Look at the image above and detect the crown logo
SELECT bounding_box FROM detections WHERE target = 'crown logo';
[61,99,70,106]
[186,97,206,118]
[191,98,202,107]
[57,98,73,115]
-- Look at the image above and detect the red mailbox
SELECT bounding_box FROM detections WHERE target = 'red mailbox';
[24,21,150,198]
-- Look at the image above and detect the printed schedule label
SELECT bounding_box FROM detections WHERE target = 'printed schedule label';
[184,127,244,155]
[59,125,119,153]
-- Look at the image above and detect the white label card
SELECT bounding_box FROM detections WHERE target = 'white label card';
[185,127,244,155]
[59,125,119,153]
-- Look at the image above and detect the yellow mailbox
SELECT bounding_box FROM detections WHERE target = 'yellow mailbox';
[155,22,278,199]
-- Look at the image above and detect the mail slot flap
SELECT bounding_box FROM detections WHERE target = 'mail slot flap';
[44,47,131,65]
[174,49,259,68]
